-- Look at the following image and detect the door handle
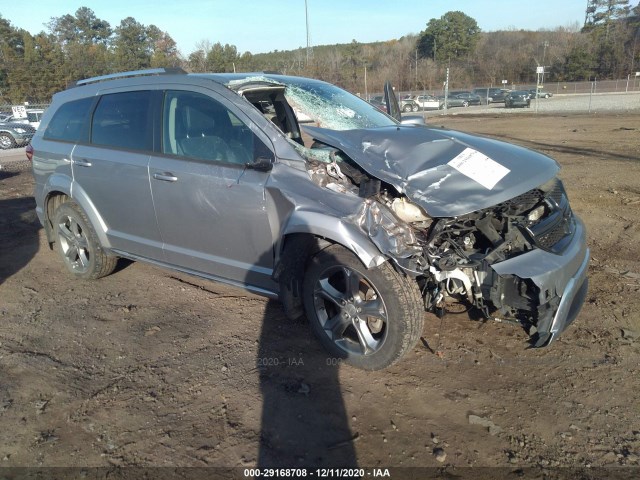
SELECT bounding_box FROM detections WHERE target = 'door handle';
[153,172,178,182]
[74,159,92,167]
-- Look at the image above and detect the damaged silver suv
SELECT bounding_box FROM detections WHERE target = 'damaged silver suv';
[30,68,589,370]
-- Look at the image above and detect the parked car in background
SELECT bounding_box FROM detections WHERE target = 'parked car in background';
[505,90,532,108]
[413,94,441,110]
[449,91,482,106]
[30,69,589,370]
[438,94,472,108]
[368,97,387,112]
[473,87,507,104]
[529,89,553,99]
[1,109,45,128]
[25,109,45,128]
[0,122,36,149]
[399,97,420,112]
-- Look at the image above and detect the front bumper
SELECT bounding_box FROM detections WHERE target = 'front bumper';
[491,217,589,346]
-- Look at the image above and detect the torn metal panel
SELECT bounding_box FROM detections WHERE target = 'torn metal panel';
[350,199,422,260]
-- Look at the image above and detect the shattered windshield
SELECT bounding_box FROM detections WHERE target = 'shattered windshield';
[227,75,397,130]
[283,78,397,130]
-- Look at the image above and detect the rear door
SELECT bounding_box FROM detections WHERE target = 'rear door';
[149,88,278,293]
[71,89,163,260]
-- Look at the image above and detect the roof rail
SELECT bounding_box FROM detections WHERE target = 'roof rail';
[72,67,187,87]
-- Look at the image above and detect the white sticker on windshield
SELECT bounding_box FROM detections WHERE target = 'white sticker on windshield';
[448,148,510,190]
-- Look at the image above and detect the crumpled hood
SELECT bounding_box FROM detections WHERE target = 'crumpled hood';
[302,125,560,217]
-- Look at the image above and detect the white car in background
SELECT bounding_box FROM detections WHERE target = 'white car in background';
[413,94,441,110]
[2,109,45,128]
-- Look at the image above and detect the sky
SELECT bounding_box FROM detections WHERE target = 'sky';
[0,0,609,56]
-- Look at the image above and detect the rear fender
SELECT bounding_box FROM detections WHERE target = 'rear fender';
[43,176,111,250]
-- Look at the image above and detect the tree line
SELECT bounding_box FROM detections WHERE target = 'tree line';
[1,2,639,103]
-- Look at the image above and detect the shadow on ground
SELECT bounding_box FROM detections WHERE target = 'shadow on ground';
[257,300,358,468]
[0,193,40,285]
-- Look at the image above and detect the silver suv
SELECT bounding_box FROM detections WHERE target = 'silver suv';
[30,69,589,370]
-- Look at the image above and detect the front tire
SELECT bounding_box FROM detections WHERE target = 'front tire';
[302,245,423,370]
[52,201,117,279]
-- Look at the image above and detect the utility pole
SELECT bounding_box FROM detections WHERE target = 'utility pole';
[415,49,418,90]
[305,0,312,64]
[542,41,549,85]
[444,67,449,111]
[364,64,368,100]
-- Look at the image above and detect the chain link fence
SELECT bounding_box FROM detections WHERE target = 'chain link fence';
[0,103,50,121]
[517,77,640,95]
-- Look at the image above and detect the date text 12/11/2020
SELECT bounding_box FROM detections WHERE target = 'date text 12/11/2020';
[243,468,391,477]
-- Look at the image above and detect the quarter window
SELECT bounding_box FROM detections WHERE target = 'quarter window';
[91,91,152,151]
[43,97,93,142]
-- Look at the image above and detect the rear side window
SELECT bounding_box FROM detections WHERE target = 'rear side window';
[91,91,152,151]
[43,97,93,142]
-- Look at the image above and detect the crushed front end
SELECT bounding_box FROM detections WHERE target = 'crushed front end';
[304,152,589,346]
[378,176,589,347]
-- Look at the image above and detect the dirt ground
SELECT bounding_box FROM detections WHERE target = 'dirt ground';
[0,112,639,478]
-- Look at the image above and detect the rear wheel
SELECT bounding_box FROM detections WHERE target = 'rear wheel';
[52,201,117,279]
[412,104,419,112]
[462,101,469,107]
[0,133,16,150]
[303,245,424,370]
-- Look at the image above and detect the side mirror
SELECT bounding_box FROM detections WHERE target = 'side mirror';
[247,156,273,172]
[400,115,426,126]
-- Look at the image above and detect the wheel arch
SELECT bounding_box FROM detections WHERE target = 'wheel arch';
[276,210,386,270]
[42,177,111,250]
[272,210,388,320]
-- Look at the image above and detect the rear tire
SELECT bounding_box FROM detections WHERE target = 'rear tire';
[302,245,424,370]
[52,201,117,279]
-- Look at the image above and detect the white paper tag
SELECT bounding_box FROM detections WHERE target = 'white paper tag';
[448,148,510,190]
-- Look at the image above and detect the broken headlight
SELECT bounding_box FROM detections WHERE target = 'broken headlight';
[357,200,421,258]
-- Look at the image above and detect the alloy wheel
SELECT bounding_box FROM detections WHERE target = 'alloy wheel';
[312,265,388,356]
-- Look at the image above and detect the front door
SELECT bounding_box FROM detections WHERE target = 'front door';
[149,89,277,293]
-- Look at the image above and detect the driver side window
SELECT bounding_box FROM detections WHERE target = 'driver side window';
[162,91,254,165]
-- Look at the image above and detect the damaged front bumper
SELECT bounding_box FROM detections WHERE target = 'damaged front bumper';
[491,218,589,346]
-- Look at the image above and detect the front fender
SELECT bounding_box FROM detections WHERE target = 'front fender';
[278,209,386,269]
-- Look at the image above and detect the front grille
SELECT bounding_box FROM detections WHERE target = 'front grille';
[526,180,574,253]
[545,179,564,205]
[498,188,544,214]
[536,221,570,250]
